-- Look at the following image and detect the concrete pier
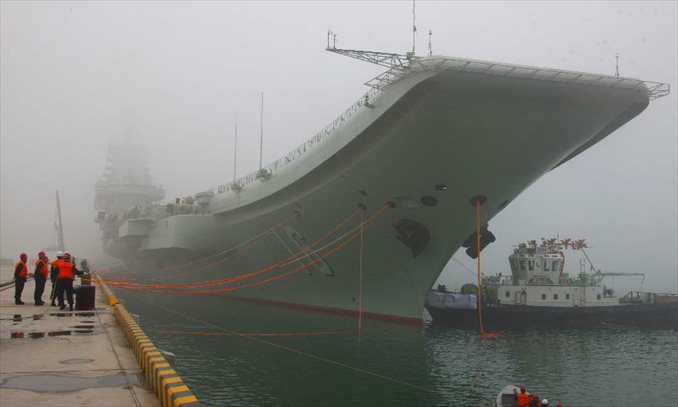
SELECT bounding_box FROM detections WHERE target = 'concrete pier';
[0,267,159,406]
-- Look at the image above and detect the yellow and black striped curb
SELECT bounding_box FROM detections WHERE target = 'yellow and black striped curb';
[97,275,200,407]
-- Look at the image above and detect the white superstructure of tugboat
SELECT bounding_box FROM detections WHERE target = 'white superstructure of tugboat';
[96,42,670,324]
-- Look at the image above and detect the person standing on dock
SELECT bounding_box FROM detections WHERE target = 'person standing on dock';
[55,253,81,311]
[33,251,49,305]
[49,251,63,306]
[14,253,28,305]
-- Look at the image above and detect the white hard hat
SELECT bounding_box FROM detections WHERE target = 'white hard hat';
[56,251,64,257]
[541,399,548,405]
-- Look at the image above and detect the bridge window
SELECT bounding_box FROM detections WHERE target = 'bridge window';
[552,261,559,271]
[505,291,510,298]
[553,294,559,300]
[544,261,550,271]
[519,261,526,271]
[528,260,534,271]
[597,294,602,300]
[566,294,570,300]
[541,294,546,300]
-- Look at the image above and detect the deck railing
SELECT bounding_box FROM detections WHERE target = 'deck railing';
[215,56,670,195]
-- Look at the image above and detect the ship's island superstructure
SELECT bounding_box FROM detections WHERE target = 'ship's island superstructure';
[95,45,670,324]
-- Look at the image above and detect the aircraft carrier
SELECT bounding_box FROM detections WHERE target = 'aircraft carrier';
[95,47,669,324]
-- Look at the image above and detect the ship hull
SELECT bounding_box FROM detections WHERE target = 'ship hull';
[104,60,650,323]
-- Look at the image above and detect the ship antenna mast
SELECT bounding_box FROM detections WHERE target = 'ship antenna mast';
[411,0,417,56]
[233,119,238,184]
[615,53,620,77]
[56,190,65,252]
[428,29,432,56]
[259,92,264,171]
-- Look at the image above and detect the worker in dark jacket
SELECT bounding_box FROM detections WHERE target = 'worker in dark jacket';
[55,253,82,311]
[49,251,63,306]
[33,251,49,305]
[14,253,28,305]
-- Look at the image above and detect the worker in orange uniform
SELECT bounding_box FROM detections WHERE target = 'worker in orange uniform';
[55,253,82,311]
[49,251,64,306]
[14,253,29,305]
[515,386,530,407]
[33,251,49,305]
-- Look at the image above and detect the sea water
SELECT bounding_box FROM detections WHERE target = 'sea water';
[120,292,678,407]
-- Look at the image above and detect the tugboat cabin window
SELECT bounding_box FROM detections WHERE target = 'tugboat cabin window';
[505,291,510,298]
[566,294,571,300]
[519,261,526,271]
[541,294,546,300]
[528,260,534,271]
[543,261,550,271]
[553,294,559,300]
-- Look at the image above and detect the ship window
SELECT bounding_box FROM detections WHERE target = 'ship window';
[553,294,559,300]
[566,294,570,300]
[541,294,546,300]
[510,260,517,272]
[528,260,534,271]
[543,261,550,271]
[597,294,602,300]
[519,261,526,271]
[552,261,559,271]
[505,291,510,298]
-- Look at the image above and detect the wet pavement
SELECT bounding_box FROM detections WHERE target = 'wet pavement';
[0,267,159,406]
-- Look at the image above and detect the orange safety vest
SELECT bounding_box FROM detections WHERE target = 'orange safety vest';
[15,261,28,279]
[57,261,75,280]
[35,259,49,279]
[516,392,530,407]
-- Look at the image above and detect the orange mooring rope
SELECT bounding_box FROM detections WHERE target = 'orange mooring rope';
[102,207,364,289]
[476,198,501,339]
[100,204,391,295]
[107,211,301,279]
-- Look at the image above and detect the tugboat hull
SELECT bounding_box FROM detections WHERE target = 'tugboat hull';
[426,301,678,328]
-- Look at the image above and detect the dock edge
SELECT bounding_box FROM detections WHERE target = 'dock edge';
[97,275,200,407]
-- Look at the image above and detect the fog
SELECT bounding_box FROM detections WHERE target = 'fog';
[1,1,676,294]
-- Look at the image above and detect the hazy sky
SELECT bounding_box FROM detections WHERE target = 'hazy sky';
[1,1,676,294]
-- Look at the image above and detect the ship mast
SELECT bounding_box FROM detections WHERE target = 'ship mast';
[233,120,238,184]
[56,190,65,252]
[259,92,264,171]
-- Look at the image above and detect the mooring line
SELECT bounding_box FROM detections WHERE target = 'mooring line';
[128,293,443,395]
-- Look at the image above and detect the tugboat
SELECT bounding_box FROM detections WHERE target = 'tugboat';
[426,239,678,328]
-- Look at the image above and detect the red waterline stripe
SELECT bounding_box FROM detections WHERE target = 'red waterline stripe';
[225,295,423,326]
[150,329,352,337]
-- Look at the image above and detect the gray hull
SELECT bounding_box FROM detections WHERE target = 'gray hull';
[106,58,651,323]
